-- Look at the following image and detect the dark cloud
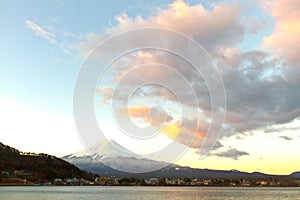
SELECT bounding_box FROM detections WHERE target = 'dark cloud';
[195,141,224,154]
[279,136,293,141]
[264,124,300,133]
[211,148,249,160]
[218,49,300,134]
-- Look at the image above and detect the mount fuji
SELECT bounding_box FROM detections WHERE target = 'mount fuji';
[62,140,285,179]
[62,140,169,174]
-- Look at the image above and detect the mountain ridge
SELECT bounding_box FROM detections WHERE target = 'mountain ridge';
[62,140,299,179]
[63,139,168,173]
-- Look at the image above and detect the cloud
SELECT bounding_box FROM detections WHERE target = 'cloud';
[217,49,300,132]
[82,0,300,149]
[210,148,249,160]
[118,105,173,126]
[78,0,246,54]
[25,20,56,44]
[264,123,300,133]
[262,0,300,65]
[24,20,81,57]
[96,86,113,105]
[279,136,293,141]
[161,118,207,148]
[195,141,224,154]
[117,105,211,148]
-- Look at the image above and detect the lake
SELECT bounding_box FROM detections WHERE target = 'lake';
[0,186,299,200]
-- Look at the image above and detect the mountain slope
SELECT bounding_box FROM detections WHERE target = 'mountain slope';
[65,140,142,160]
[62,140,295,179]
[0,142,97,182]
[289,172,300,178]
[70,162,276,179]
[63,140,168,173]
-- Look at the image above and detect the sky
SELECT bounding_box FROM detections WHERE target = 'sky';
[0,0,300,175]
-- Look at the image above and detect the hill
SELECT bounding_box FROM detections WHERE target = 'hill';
[289,172,300,178]
[0,142,97,184]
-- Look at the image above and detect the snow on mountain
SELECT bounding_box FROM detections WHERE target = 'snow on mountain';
[65,139,141,160]
[62,140,290,179]
[62,139,168,173]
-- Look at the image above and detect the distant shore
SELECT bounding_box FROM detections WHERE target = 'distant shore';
[1,184,299,187]
[0,183,38,186]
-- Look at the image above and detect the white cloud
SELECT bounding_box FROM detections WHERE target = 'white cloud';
[25,20,56,44]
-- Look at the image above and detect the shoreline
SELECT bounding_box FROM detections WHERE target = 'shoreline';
[1,184,299,187]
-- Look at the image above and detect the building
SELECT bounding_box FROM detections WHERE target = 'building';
[106,176,119,185]
[203,179,212,186]
[256,181,268,186]
[241,179,251,187]
[145,178,159,185]
[1,171,9,176]
[54,178,62,183]
[165,178,177,185]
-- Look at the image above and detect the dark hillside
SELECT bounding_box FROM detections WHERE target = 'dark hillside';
[0,142,97,183]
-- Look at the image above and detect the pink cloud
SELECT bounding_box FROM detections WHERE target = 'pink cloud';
[263,0,300,64]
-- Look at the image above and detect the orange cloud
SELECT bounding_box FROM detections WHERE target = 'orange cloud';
[129,106,151,123]
[117,106,206,148]
[118,106,151,123]
[117,105,173,126]
[161,120,206,148]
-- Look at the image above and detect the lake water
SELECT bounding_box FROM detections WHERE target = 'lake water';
[0,186,299,200]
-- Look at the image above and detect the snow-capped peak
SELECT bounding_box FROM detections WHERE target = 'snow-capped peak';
[65,139,142,160]
[62,139,169,173]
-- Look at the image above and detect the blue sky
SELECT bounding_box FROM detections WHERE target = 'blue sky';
[1,0,124,114]
[1,0,300,174]
[0,0,193,114]
[0,0,271,114]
